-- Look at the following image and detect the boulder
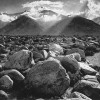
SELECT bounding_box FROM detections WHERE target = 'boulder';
[25,58,70,97]
[96,72,100,83]
[83,75,98,83]
[40,50,48,59]
[66,48,85,61]
[55,55,80,74]
[66,99,91,100]
[36,98,90,100]
[0,49,8,54]
[86,52,100,67]
[48,43,63,55]
[85,45,97,56]
[0,75,13,90]
[32,51,44,62]
[18,46,28,51]
[73,79,100,99]
[66,53,81,62]
[0,90,8,100]
[78,62,97,75]
[48,51,58,58]
[0,69,25,82]
[70,92,92,100]
[4,50,35,71]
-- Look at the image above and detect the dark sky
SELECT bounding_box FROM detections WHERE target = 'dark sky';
[0,0,34,13]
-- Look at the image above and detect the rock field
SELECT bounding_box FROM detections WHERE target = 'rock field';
[0,35,99,100]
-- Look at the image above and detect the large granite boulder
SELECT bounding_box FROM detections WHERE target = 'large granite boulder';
[25,58,70,97]
[4,50,35,71]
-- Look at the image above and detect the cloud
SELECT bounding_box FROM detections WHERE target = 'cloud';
[80,0,100,19]
[22,0,86,22]
[22,0,67,22]
[22,0,65,15]
[0,13,16,22]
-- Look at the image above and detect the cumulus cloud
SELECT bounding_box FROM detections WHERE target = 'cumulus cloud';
[80,0,100,19]
[0,13,16,22]
[22,0,100,21]
[22,0,65,17]
[22,0,85,22]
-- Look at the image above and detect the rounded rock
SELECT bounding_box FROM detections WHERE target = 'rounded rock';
[4,50,35,71]
[0,75,13,90]
[0,69,25,82]
[66,48,85,61]
[0,90,8,100]
[25,58,70,97]
[55,55,80,74]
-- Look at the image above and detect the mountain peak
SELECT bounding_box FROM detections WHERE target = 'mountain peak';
[45,16,100,36]
[0,15,43,35]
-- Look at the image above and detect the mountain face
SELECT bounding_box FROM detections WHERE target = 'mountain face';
[0,15,100,36]
[0,10,28,29]
[92,17,100,25]
[0,21,9,29]
[0,15,43,36]
[45,16,100,36]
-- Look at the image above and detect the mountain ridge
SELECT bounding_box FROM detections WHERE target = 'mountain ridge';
[0,15,43,36]
[45,16,100,36]
[0,15,100,36]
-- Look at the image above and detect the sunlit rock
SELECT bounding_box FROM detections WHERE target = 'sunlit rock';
[78,62,97,75]
[48,43,63,55]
